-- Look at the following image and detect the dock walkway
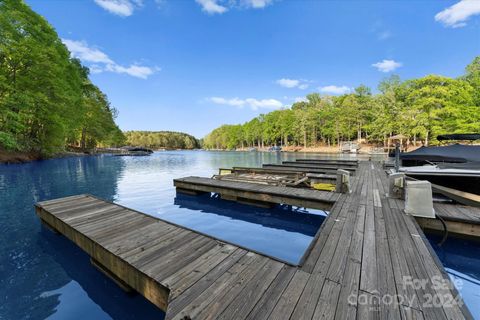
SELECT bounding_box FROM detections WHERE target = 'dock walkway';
[36,162,473,319]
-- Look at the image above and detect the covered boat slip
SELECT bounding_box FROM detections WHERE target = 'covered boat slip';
[35,162,473,320]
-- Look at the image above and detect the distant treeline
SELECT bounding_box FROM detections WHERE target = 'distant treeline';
[0,0,124,155]
[204,57,480,150]
[124,131,200,150]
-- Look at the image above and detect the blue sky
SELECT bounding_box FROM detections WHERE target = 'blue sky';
[26,0,480,138]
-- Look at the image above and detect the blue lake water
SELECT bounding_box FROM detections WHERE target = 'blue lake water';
[426,234,480,319]
[0,151,478,319]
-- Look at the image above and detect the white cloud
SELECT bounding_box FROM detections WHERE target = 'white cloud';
[196,0,228,14]
[243,0,273,9]
[196,0,274,14]
[435,0,480,28]
[372,59,402,73]
[209,97,283,110]
[62,39,114,64]
[105,64,156,79]
[276,78,309,89]
[62,39,157,79]
[93,0,143,17]
[318,85,351,95]
[210,97,245,106]
[277,78,299,88]
[89,64,104,74]
[294,96,308,103]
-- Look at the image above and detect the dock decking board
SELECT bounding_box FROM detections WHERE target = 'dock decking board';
[35,161,473,320]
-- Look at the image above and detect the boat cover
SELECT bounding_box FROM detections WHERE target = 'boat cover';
[400,144,480,163]
[437,134,480,141]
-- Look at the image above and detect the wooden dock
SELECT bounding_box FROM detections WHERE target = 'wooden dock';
[414,202,480,238]
[36,162,473,319]
[263,164,354,175]
[284,160,359,168]
[274,162,357,172]
[295,159,359,165]
[174,176,339,210]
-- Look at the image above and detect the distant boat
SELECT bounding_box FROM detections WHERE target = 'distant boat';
[114,146,154,156]
[268,146,282,152]
[340,142,359,153]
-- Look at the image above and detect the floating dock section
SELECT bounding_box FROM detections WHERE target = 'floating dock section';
[415,203,480,238]
[174,176,339,210]
[36,162,474,319]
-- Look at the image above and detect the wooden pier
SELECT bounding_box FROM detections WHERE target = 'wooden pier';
[262,164,354,175]
[283,160,359,168]
[36,162,473,319]
[174,176,339,210]
[269,162,357,172]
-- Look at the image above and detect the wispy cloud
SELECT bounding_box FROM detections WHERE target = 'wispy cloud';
[195,0,228,14]
[243,0,273,9]
[62,39,158,79]
[372,59,402,73]
[294,96,308,103]
[196,0,274,14]
[318,85,351,95]
[93,0,143,17]
[276,78,309,90]
[435,0,480,28]
[62,39,113,64]
[371,20,392,41]
[378,30,392,40]
[208,97,283,110]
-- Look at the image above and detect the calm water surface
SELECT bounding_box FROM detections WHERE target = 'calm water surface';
[0,151,334,319]
[0,151,479,319]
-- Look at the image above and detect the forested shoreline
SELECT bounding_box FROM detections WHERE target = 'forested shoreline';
[0,0,124,159]
[204,57,480,150]
[124,131,200,150]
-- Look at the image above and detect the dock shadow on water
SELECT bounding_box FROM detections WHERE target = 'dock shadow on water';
[171,192,327,265]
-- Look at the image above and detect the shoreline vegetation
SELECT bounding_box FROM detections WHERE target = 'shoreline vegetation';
[0,1,124,160]
[124,131,201,150]
[203,58,480,151]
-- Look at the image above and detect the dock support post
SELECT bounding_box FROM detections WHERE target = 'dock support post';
[388,173,405,199]
[335,169,350,193]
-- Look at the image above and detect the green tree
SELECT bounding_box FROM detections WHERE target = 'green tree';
[0,0,124,154]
